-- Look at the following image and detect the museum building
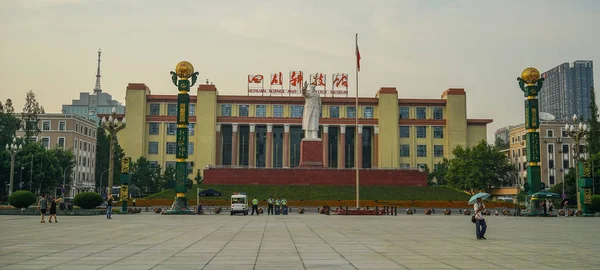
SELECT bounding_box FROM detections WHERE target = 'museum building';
[117,83,492,177]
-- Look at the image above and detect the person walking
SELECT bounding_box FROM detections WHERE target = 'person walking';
[275,197,281,215]
[106,195,114,219]
[548,200,554,214]
[474,197,487,240]
[267,195,274,215]
[38,194,48,223]
[48,197,61,223]
[251,197,259,215]
[562,199,569,217]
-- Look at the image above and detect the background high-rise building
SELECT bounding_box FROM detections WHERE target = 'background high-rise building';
[61,49,125,123]
[539,60,594,122]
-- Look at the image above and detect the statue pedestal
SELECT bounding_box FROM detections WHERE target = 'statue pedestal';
[299,139,324,167]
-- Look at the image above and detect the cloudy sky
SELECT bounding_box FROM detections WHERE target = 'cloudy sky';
[1,0,598,141]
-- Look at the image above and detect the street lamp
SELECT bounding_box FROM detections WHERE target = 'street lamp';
[99,168,110,194]
[564,114,589,212]
[101,107,126,190]
[5,137,23,197]
[63,163,76,197]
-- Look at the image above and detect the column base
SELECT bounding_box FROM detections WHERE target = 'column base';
[163,196,195,215]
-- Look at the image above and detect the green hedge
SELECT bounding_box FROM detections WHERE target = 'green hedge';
[8,191,37,208]
[74,192,103,209]
[591,195,600,213]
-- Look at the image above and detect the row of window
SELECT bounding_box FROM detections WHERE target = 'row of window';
[148,141,195,155]
[399,107,443,120]
[149,104,196,116]
[64,106,122,115]
[39,121,96,138]
[400,145,444,157]
[511,128,570,144]
[39,137,66,149]
[220,104,371,119]
[149,123,196,136]
[400,126,444,139]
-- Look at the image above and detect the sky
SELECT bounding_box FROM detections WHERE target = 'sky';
[1,0,599,142]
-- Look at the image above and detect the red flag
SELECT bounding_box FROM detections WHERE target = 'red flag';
[356,42,361,72]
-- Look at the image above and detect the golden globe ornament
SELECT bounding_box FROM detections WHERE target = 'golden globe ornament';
[521,67,540,84]
[175,61,194,79]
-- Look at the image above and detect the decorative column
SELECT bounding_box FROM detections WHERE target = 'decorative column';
[119,157,131,213]
[5,137,22,197]
[357,125,363,169]
[165,61,198,214]
[283,124,290,167]
[232,123,238,166]
[266,124,273,168]
[249,124,256,167]
[322,125,329,167]
[215,124,221,166]
[339,125,346,168]
[373,125,379,168]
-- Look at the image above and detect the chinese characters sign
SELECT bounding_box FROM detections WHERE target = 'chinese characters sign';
[524,99,539,129]
[526,132,540,162]
[247,71,349,96]
[176,128,188,159]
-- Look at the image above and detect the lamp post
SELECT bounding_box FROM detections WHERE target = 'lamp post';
[5,137,23,197]
[518,67,544,216]
[101,107,126,191]
[564,114,589,212]
[99,168,110,194]
[62,163,76,197]
[163,61,198,214]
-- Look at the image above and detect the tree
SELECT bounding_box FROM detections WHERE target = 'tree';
[0,99,20,150]
[21,90,45,139]
[588,87,600,155]
[446,140,515,194]
[131,157,161,195]
[494,137,509,150]
[159,166,176,191]
[550,167,577,203]
[194,169,203,185]
[94,125,125,190]
[428,158,449,186]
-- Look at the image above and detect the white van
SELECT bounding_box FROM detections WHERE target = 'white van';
[231,193,248,215]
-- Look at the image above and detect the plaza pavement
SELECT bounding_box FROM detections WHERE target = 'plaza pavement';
[0,212,599,270]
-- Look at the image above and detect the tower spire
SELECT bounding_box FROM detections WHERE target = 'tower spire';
[93,49,102,94]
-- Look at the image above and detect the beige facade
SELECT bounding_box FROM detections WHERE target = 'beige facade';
[508,122,588,191]
[15,114,97,196]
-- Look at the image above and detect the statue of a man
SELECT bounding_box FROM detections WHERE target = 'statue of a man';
[302,80,321,139]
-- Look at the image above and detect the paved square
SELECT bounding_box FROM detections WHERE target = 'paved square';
[0,213,599,270]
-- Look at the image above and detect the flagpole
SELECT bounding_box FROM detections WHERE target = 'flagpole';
[355,33,360,209]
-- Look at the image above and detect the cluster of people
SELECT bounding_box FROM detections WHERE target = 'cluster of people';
[37,194,61,223]
[251,195,288,215]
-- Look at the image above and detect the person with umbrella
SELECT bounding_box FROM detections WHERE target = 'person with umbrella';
[469,193,489,240]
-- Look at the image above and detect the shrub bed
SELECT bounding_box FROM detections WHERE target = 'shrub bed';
[74,192,103,209]
[590,195,600,213]
[8,191,36,209]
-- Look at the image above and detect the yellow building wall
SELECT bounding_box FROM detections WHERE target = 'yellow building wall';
[444,93,467,157]
[377,90,399,167]
[467,125,488,147]
[119,88,148,160]
[196,90,218,173]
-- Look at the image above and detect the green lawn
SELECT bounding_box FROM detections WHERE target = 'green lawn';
[147,185,471,201]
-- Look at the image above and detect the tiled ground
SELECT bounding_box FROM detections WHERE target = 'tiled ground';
[0,213,598,269]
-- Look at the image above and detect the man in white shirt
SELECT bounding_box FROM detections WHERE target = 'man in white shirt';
[474,197,487,240]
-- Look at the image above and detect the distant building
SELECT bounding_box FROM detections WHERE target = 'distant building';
[507,121,587,191]
[61,49,125,123]
[15,114,97,196]
[539,61,594,122]
[494,126,514,144]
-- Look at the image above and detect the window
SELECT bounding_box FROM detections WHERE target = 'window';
[167,104,177,116]
[41,137,50,149]
[291,105,304,118]
[57,137,65,148]
[238,105,249,117]
[400,164,410,169]
[400,145,410,157]
[416,126,427,138]
[561,128,567,137]
[550,175,555,185]
[416,107,427,119]
[549,160,554,169]
[346,106,356,118]
[74,139,78,149]
[273,105,284,117]
[58,121,66,131]
[188,123,195,136]
[417,145,427,157]
[546,129,554,138]
[434,145,444,157]
[221,104,232,116]
[562,144,569,153]
[433,126,443,138]
[84,127,88,136]
[417,164,427,170]
[148,142,159,154]
[563,159,569,170]
[149,123,159,135]
[363,106,374,119]
[188,142,194,155]
[165,161,176,168]
[399,126,410,138]
[330,106,340,118]
[518,149,521,156]
[189,104,196,116]
[256,105,267,117]
[42,121,51,131]
[433,107,443,120]
[149,104,160,116]
[166,142,176,155]
[149,161,159,169]
[399,107,409,119]
[548,144,554,153]
[167,123,177,135]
